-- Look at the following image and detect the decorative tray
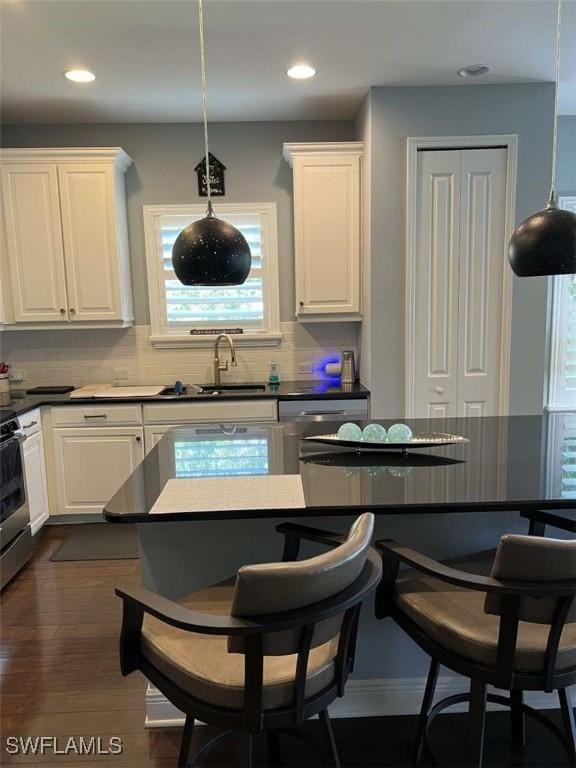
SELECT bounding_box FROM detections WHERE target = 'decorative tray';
[302,432,469,453]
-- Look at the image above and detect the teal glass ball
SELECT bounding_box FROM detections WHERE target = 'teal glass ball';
[362,423,387,443]
[337,422,363,441]
[387,423,413,442]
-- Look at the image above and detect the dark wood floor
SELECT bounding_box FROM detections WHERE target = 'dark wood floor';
[0,525,571,767]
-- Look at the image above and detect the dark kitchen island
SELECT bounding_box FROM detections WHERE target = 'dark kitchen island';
[104,414,576,726]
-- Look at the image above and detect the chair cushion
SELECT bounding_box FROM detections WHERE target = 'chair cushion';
[395,550,576,673]
[140,581,338,711]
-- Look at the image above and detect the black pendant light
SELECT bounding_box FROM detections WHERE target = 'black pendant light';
[509,0,576,277]
[172,0,251,286]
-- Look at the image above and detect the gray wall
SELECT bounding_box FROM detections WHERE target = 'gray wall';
[357,84,555,417]
[1,121,354,325]
[557,115,576,196]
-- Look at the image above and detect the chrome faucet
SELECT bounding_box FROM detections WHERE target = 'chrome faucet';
[213,334,237,386]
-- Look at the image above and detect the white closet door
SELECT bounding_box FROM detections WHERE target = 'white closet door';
[457,148,507,417]
[413,150,461,418]
[413,148,508,418]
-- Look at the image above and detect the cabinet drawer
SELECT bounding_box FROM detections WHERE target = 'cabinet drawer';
[143,400,277,425]
[51,404,142,427]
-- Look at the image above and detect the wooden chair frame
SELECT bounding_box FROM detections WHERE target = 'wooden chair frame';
[375,511,576,767]
[116,521,381,767]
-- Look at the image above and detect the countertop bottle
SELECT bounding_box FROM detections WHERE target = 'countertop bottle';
[268,363,280,385]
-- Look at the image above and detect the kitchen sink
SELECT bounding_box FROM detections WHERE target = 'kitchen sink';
[159,384,266,397]
[200,385,267,395]
[159,385,193,397]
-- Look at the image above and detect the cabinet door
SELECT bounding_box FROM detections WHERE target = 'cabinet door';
[293,155,360,317]
[144,425,178,455]
[58,164,123,321]
[53,427,144,515]
[22,430,50,534]
[1,164,68,322]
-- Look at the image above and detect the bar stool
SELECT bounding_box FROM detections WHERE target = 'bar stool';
[375,526,576,767]
[116,513,381,767]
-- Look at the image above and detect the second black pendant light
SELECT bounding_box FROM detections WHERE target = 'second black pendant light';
[508,0,576,277]
[172,0,251,286]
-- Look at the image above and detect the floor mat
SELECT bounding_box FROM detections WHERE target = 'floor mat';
[50,523,139,561]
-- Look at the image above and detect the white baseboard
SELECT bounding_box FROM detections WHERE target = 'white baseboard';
[145,677,571,729]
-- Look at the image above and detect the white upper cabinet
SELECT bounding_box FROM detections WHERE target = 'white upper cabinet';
[0,148,134,328]
[284,142,363,321]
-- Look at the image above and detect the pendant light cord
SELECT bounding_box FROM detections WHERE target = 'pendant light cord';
[197,0,213,213]
[550,0,562,205]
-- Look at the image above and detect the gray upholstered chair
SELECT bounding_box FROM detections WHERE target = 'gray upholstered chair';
[376,521,576,767]
[116,513,381,767]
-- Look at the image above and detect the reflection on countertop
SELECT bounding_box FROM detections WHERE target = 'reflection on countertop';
[104,414,576,523]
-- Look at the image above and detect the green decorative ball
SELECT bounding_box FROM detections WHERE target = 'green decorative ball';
[337,422,363,441]
[362,423,387,442]
[387,423,413,442]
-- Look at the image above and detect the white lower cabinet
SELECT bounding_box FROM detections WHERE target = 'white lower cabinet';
[21,426,50,535]
[52,426,144,515]
[144,424,179,455]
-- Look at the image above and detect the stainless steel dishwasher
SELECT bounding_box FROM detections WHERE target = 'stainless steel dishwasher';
[278,397,369,423]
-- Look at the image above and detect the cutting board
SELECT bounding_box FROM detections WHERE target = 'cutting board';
[93,385,165,398]
[70,385,165,399]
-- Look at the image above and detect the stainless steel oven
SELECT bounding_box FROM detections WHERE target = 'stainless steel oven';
[1,412,33,589]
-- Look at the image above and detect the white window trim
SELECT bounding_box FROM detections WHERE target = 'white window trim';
[547,197,576,411]
[143,203,281,348]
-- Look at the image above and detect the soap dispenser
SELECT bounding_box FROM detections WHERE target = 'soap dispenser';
[268,362,280,385]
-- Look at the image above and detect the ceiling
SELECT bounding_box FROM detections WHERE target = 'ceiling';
[1,0,575,124]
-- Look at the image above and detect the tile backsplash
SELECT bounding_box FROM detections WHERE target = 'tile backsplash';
[1,322,359,389]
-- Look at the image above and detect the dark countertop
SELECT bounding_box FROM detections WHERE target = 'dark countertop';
[1,380,370,420]
[104,414,576,523]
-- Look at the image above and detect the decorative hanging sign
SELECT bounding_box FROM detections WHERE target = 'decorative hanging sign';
[195,153,226,197]
[190,327,244,336]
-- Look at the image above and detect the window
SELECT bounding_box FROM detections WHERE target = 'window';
[545,413,576,500]
[547,198,576,410]
[144,203,280,346]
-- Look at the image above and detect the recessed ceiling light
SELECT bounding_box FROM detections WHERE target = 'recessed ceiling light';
[286,64,316,80]
[64,69,96,83]
[458,65,490,78]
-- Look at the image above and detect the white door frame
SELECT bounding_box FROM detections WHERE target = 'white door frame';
[405,135,518,418]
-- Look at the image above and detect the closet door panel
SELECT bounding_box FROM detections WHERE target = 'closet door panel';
[458,148,507,416]
[413,150,461,418]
